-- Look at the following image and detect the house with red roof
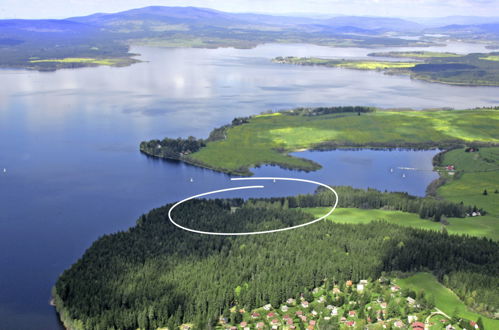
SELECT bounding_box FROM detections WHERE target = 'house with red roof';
[411,321,425,330]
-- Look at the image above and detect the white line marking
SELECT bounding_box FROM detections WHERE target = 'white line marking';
[167,177,338,236]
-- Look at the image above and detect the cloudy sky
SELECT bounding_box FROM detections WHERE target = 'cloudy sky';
[0,0,497,19]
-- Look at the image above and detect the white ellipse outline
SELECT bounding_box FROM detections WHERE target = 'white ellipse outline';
[167,177,338,236]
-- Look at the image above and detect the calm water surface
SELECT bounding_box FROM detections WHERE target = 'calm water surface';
[0,42,495,329]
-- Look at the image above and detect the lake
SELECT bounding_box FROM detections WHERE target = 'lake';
[0,42,495,329]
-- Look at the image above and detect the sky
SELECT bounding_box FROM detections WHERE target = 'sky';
[0,0,498,19]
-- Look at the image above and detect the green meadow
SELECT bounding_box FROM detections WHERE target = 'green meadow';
[189,109,499,175]
[397,273,498,329]
[274,56,416,69]
[369,51,463,58]
[29,57,132,66]
[437,148,499,217]
[303,207,499,241]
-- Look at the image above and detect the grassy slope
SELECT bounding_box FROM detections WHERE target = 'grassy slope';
[190,109,499,174]
[304,207,499,241]
[437,147,499,217]
[397,273,498,329]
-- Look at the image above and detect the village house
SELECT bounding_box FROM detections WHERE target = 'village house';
[318,295,325,303]
[390,285,400,292]
[357,283,364,292]
[287,298,296,305]
[331,307,338,316]
[346,280,353,287]
[380,302,388,309]
[256,322,265,329]
[469,321,479,329]
[394,320,404,328]
[267,312,275,318]
[263,304,272,311]
[311,310,318,316]
[406,297,416,306]
[345,320,356,327]
[301,301,309,308]
[239,321,247,328]
[251,312,260,319]
[349,310,356,317]
[296,310,303,316]
[332,287,341,294]
[411,321,425,330]
[445,325,455,330]
[281,305,289,312]
[360,279,368,285]
[407,315,418,323]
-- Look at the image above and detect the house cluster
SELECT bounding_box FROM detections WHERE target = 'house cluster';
[216,277,483,330]
[217,278,444,330]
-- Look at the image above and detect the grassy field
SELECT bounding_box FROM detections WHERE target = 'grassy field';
[437,148,499,217]
[29,57,132,66]
[273,56,416,69]
[480,55,499,61]
[189,109,499,175]
[397,273,498,329]
[369,51,463,58]
[303,207,499,241]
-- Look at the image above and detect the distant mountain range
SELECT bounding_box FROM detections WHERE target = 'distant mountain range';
[1,6,498,70]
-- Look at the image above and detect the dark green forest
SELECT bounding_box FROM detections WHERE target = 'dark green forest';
[55,197,498,329]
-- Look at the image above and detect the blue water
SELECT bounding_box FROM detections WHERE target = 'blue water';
[0,43,491,329]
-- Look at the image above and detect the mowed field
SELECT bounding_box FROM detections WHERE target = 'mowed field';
[304,207,499,241]
[397,273,498,329]
[190,109,499,174]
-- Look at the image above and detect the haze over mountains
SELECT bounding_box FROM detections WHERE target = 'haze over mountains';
[1,6,498,70]
[1,6,498,36]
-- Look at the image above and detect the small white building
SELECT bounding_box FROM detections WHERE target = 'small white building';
[357,284,365,292]
[263,304,272,311]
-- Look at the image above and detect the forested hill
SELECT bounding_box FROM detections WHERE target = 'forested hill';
[54,197,498,329]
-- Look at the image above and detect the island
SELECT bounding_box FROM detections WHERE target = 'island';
[273,52,499,86]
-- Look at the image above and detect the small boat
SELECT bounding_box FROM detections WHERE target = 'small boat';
[402,173,406,178]
[273,179,276,183]
[189,177,194,183]
[390,168,394,173]
[2,168,6,173]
